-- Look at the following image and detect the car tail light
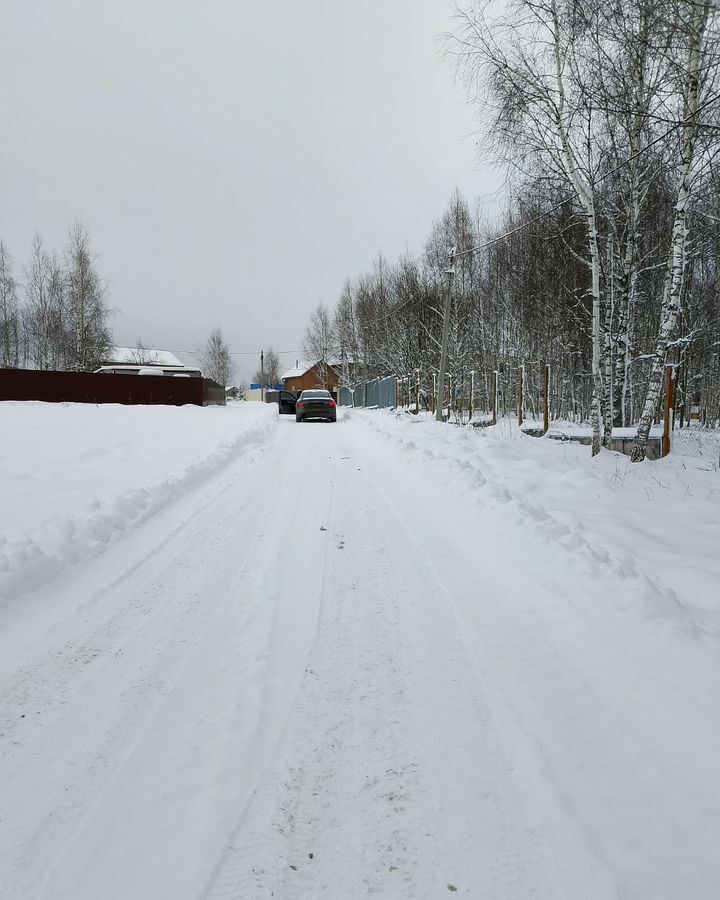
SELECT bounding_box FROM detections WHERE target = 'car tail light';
[297,401,305,407]
[329,400,335,407]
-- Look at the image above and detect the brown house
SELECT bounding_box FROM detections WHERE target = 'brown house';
[282,361,340,395]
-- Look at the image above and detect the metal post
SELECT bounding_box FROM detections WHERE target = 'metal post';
[662,364,676,458]
[435,247,456,421]
[432,372,437,415]
[469,370,475,422]
[260,350,265,403]
[415,369,420,414]
[543,364,550,435]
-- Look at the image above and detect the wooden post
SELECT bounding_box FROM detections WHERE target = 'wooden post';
[492,370,498,426]
[415,369,420,414]
[543,364,550,435]
[518,365,525,427]
[432,372,437,415]
[662,364,676,458]
[469,370,475,422]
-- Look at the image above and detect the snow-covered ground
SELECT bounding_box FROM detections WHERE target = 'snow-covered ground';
[372,411,720,620]
[1,402,720,899]
[0,401,272,609]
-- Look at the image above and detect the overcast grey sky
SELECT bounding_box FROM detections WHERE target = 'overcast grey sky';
[0,0,498,382]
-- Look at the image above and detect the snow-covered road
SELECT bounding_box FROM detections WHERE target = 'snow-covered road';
[2,405,720,899]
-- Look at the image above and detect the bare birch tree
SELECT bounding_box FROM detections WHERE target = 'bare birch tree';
[303,302,337,388]
[64,221,113,371]
[198,328,235,385]
[0,242,20,367]
[24,234,55,370]
[129,339,161,365]
[631,0,717,459]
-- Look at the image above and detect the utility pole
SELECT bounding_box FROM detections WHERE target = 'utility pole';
[260,350,265,403]
[341,341,348,396]
[435,247,456,422]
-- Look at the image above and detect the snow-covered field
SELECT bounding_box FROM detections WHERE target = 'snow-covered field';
[1,401,720,899]
[0,401,272,609]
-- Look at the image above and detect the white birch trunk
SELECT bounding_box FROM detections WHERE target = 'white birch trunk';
[552,3,604,455]
[631,0,710,461]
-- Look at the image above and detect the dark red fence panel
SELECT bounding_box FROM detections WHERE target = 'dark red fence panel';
[0,369,225,407]
[202,379,227,406]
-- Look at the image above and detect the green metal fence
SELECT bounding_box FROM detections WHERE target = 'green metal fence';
[339,376,396,409]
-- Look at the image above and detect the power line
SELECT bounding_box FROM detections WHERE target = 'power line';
[454,86,720,261]
[369,88,720,330]
[366,88,720,334]
[169,348,303,357]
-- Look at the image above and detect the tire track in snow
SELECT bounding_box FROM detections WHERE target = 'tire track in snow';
[205,424,574,900]
[0,419,338,900]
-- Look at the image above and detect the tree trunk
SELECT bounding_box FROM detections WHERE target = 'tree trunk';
[550,2,605,454]
[631,0,710,461]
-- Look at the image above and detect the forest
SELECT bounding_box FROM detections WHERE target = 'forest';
[304,0,720,459]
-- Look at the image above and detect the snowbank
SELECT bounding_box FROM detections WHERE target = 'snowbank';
[0,401,276,605]
[358,411,720,630]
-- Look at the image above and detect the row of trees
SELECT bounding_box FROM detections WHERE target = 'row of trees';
[0,226,241,388]
[303,0,720,459]
[1,223,113,372]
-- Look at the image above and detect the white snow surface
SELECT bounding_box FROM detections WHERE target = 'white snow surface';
[0,401,273,607]
[1,403,720,899]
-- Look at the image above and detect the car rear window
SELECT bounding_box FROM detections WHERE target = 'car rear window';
[301,391,331,398]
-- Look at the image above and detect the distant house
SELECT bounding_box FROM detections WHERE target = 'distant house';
[281,361,340,395]
[95,346,202,378]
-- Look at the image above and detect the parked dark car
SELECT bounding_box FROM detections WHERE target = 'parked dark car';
[278,389,336,422]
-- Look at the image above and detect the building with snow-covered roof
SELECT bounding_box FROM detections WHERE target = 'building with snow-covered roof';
[103,346,185,368]
[281,360,340,395]
[95,347,201,378]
